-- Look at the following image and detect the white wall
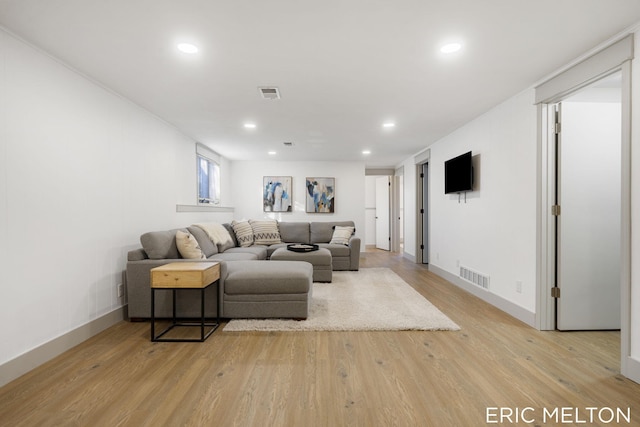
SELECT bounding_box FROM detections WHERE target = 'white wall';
[229,160,365,242]
[402,89,538,314]
[0,30,232,370]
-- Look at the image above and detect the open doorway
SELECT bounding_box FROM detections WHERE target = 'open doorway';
[535,34,635,382]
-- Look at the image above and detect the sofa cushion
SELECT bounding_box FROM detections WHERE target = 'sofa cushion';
[329,226,355,246]
[249,219,282,245]
[140,228,186,260]
[187,226,218,257]
[278,222,310,244]
[310,221,355,244]
[231,220,254,247]
[210,252,259,261]
[224,245,269,260]
[317,243,351,257]
[224,261,312,295]
[175,230,206,259]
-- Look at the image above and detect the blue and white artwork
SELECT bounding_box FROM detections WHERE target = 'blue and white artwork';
[263,176,292,212]
[306,177,335,213]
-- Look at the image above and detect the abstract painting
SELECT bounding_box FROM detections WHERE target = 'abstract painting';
[306,177,335,213]
[263,176,292,212]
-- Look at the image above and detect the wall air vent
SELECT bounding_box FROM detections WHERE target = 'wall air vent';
[459,266,490,290]
[283,141,294,147]
[258,87,281,100]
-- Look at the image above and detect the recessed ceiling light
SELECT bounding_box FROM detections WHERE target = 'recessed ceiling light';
[243,123,257,129]
[362,150,371,155]
[268,151,277,155]
[440,43,462,54]
[383,122,396,128]
[177,43,199,54]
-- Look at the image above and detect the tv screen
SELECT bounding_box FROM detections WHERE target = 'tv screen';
[444,151,473,194]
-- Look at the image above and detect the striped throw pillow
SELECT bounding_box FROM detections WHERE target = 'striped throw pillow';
[249,220,282,245]
[231,220,254,247]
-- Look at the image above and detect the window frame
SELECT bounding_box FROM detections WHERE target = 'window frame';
[196,143,221,206]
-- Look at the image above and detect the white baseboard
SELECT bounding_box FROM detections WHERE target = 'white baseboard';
[403,252,416,263]
[428,264,536,328]
[0,306,126,387]
[625,356,640,385]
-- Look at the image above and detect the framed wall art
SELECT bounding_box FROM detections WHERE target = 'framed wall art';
[263,176,292,212]
[306,177,335,213]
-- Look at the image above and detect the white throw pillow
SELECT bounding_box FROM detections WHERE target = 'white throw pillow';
[249,220,282,245]
[330,226,355,246]
[175,230,206,259]
[232,220,254,247]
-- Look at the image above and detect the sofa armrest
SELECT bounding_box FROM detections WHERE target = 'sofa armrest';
[348,235,361,270]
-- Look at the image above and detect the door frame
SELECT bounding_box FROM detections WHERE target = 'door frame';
[536,61,632,375]
[415,161,429,264]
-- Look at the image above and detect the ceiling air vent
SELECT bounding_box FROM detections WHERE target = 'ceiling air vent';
[258,87,281,100]
[283,141,294,147]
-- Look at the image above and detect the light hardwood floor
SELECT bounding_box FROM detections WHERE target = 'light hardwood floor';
[1,250,639,426]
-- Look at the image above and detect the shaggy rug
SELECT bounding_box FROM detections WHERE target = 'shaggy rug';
[223,267,460,332]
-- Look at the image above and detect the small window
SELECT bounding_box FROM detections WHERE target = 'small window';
[196,143,221,205]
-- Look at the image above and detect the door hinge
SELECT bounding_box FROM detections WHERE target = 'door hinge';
[551,287,561,298]
[420,208,424,214]
[420,173,424,178]
[555,122,561,134]
[420,244,425,250]
[551,205,561,216]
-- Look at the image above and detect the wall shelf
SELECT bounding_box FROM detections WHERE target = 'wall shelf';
[176,204,235,213]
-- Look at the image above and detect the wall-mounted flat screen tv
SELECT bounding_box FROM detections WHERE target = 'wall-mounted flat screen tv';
[444,151,473,194]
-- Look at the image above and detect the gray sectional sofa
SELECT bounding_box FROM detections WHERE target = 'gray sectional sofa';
[125,221,360,320]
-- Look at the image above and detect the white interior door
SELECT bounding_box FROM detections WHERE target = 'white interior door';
[375,176,390,250]
[557,98,621,330]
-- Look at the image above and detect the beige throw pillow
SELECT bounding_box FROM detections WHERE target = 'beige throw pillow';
[175,230,206,259]
[329,226,355,246]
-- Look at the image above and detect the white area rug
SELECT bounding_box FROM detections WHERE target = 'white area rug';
[223,267,460,332]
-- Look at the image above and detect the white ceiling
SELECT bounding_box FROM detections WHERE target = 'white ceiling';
[1,1,640,168]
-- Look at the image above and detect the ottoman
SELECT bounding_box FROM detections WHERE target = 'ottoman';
[270,247,332,282]
[222,260,312,319]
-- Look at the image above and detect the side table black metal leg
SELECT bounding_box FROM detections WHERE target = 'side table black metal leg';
[201,287,206,341]
[172,289,177,327]
[216,280,220,326]
[151,288,156,341]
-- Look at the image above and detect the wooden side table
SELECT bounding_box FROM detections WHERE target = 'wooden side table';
[150,261,221,342]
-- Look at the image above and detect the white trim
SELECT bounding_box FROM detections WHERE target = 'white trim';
[403,251,416,263]
[196,143,221,163]
[413,149,430,165]
[626,356,640,384]
[620,60,633,379]
[536,103,557,330]
[0,307,125,387]
[535,35,633,104]
[429,264,536,327]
